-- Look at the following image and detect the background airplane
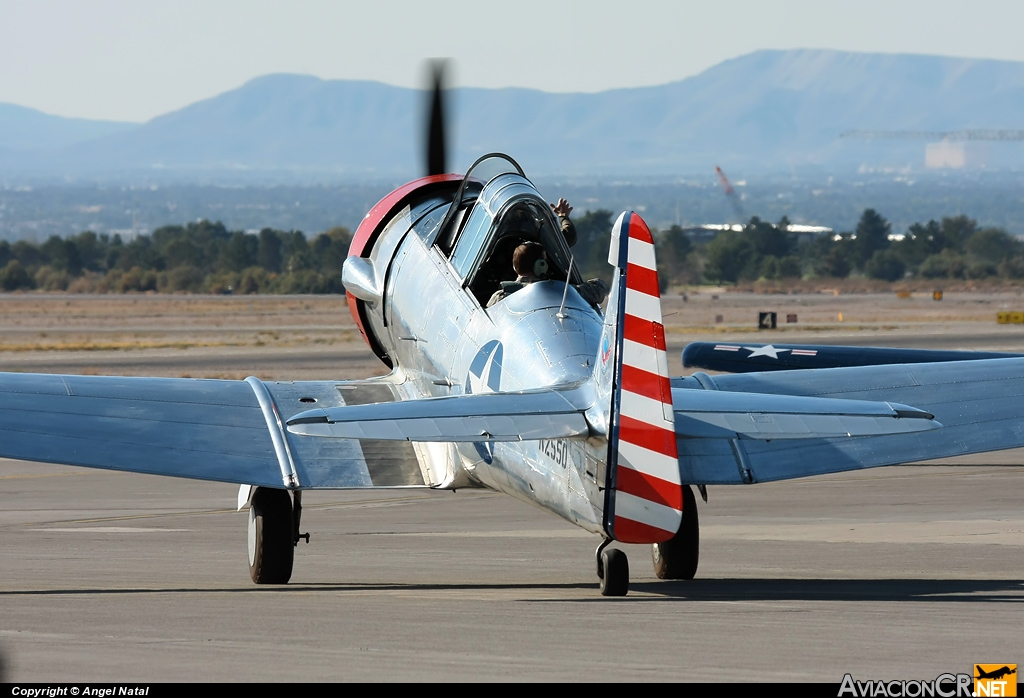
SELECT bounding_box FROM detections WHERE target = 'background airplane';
[682,341,1024,372]
[3,69,1024,596]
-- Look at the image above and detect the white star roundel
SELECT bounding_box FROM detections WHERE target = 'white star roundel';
[743,344,790,359]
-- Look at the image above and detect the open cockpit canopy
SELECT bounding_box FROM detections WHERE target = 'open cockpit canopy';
[434,153,580,306]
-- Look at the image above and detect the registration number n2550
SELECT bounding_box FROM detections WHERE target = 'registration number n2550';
[540,439,576,470]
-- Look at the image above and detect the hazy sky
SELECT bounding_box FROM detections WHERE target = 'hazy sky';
[3,0,1024,123]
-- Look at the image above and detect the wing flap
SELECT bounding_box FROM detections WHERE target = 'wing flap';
[264,379,427,487]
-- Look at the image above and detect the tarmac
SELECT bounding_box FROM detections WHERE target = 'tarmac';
[1,293,1022,681]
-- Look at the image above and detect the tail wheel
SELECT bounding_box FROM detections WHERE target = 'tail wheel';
[651,484,699,580]
[599,548,629,596]
[247,487,294,584]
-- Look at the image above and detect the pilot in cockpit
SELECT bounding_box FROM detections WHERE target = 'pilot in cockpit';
[485,241,609,309]
[486,242,548,307]
[480,197,608,309]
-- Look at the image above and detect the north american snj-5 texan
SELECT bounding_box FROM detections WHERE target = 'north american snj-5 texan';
[3,74,1024,596]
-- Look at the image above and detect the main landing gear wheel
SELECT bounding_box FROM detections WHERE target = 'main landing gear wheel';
[651,484,699,580]
[599,547,629,596]
[248,487,294,584]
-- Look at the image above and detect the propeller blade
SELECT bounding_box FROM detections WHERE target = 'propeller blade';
[426,60,447,176]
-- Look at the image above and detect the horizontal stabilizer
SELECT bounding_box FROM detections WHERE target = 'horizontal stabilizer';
[673,388,940,439]
[287,385,592,442]
[682,341,1021,373]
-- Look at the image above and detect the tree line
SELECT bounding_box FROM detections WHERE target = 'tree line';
[0,221,352,293]
[1,208,1020,293]
[571,209,1024,288]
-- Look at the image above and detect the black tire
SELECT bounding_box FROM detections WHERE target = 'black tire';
[599,548,629,596]
[651,484,699,580]
[247,487,294,584]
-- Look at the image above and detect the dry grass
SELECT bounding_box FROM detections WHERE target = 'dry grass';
[0,294,377,380]
[0,296,360,354]
[0,294,351,329]
[0,340,246,352]
[726,278,1024,294]
[4,292,1024,381]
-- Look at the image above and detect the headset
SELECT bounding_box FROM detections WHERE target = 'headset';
[513,241,549,279]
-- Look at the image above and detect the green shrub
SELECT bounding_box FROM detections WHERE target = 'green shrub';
[0,260,33,290]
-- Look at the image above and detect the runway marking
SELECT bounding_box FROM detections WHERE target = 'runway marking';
[28,509,238,527]
[0,470,99,480]
[12,494,446,529]
[32,526,193,533]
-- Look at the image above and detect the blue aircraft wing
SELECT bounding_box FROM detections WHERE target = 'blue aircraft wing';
[681,341,1021,373]
[0,372,429,489]
[673,357,1024,484]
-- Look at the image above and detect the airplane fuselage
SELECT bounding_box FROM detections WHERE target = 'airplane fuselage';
[381,220,608,533]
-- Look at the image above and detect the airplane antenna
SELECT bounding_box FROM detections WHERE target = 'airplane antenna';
[556,254,574,320]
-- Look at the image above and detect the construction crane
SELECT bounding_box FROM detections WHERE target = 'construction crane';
[714,165,746,221]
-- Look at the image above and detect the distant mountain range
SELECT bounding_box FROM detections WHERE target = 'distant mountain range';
[5,49,1024,182]
[0,103,134,153]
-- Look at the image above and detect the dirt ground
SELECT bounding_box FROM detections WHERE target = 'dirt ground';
[3,290,1024,380]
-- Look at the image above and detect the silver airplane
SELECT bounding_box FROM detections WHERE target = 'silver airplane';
[4,148,1024,596]
[5,69,1024,595]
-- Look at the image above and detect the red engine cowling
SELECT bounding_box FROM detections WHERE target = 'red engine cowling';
[346,174,462,367]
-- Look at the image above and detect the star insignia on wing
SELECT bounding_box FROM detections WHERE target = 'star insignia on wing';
[743,344,790,359]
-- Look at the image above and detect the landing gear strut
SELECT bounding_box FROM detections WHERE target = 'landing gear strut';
[248,487,295,584]
[651,484,699,580]
[596,539,629,596]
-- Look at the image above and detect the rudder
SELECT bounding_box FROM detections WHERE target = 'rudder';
[596,212,682,544]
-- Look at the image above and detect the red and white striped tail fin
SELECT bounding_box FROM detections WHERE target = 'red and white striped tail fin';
[600,211,682,544]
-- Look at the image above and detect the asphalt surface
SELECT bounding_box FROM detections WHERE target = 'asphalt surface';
[0,346,378,379]
[1,458,1021,682]
[1,300,1023,682]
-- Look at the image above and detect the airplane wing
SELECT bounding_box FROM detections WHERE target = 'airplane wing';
[0,372,431,489]
[674,358,1024,484]
[682,341,1021,373]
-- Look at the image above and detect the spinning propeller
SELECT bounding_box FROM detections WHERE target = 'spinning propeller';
[425,60,449,176]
